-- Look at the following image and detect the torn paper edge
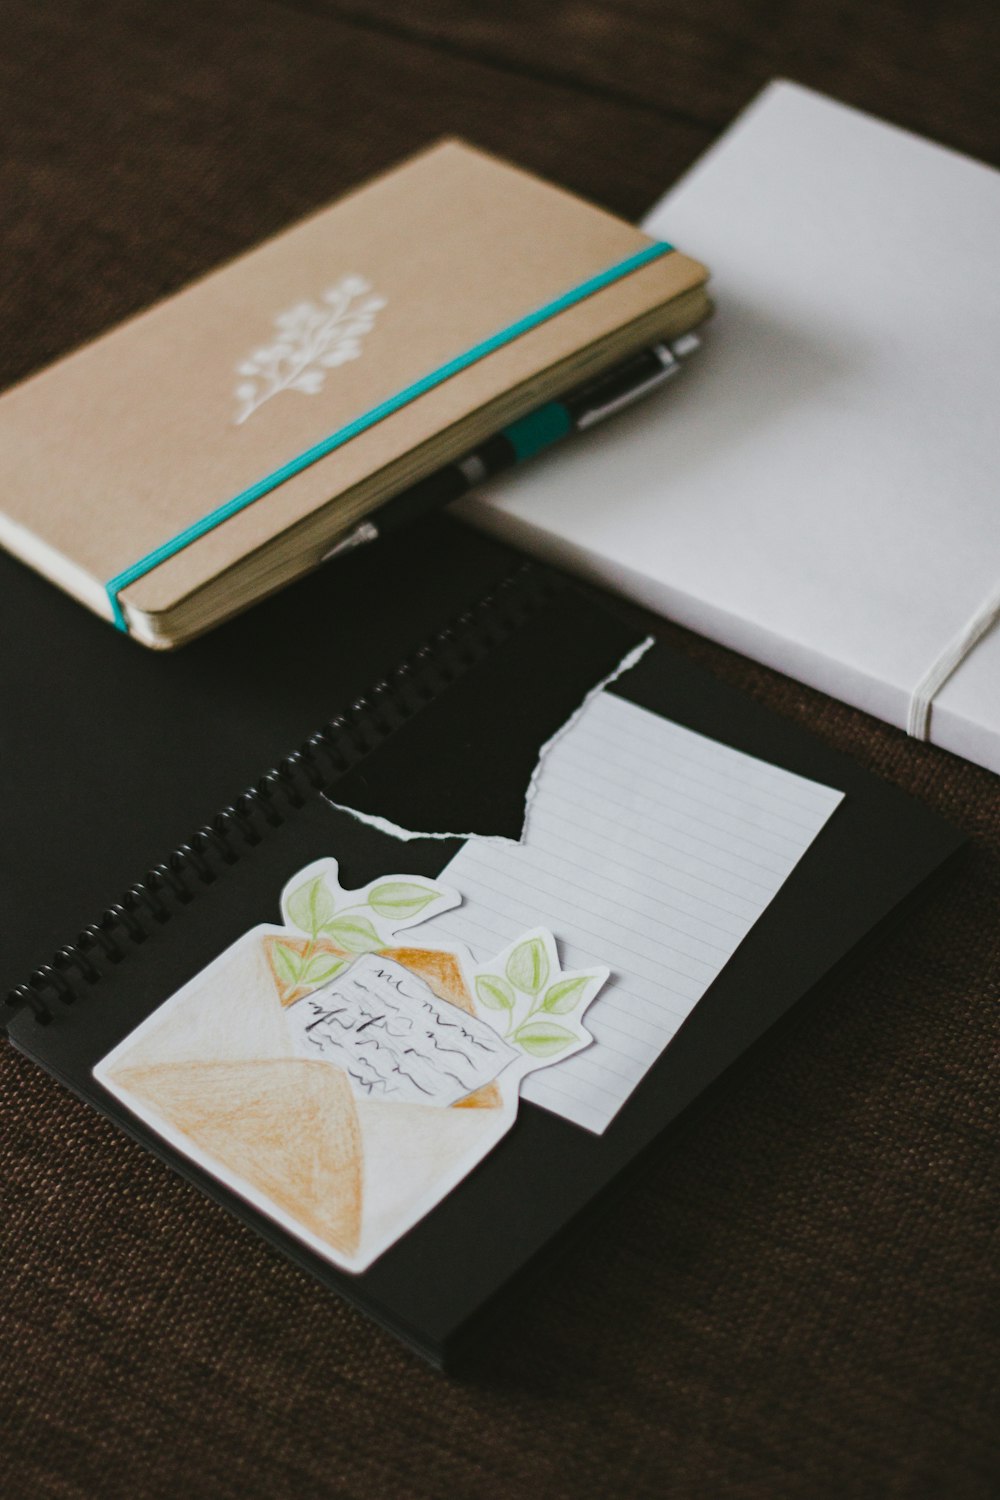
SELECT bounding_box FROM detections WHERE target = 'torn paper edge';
[519,635,653,842]
[325,635,655,845]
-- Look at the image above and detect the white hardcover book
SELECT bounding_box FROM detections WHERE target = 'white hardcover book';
[455,81,1000,773]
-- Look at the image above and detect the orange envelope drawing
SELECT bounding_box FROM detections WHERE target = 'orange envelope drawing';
[94,859,608,1272]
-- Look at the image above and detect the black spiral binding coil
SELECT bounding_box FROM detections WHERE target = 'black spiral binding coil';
[4,560,562,1027]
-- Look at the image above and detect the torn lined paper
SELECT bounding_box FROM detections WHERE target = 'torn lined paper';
[326,636,655,843]
[418,691,843,1133]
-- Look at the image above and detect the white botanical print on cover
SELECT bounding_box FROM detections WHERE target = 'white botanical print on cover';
[232,275,386,424]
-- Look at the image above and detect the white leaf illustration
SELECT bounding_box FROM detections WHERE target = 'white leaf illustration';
[233,274,386,425]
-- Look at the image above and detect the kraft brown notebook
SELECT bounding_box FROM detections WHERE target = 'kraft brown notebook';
[0,140,708,648]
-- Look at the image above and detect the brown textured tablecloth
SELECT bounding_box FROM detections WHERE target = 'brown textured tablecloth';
[2,3,998,1495]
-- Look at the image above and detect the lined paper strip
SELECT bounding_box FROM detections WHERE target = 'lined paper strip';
[420,691,843,1133]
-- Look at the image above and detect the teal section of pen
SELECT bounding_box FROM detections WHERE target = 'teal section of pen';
[503,403,574,461]
[104,240,673,632]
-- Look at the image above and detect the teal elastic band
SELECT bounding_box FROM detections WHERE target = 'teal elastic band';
[106,239,674,631]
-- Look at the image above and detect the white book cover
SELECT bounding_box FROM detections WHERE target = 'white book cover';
[455,81,1000,773]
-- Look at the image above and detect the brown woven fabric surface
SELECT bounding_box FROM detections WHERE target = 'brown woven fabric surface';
[2,2,998,1495]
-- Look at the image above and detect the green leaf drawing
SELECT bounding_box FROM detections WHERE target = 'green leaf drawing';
[475,974,514,1012]
[506,937,549,997]
[286,876,336,937]
[367,881,439,921]
[272,940,303,985]
[541,975,588,1015]
[300,953,347,986]
[513,1021,575,1057]
[327,915,383,953]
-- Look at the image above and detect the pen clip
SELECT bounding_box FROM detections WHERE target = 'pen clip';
[575,338,695,431]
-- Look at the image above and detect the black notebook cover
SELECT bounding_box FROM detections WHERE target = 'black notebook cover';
[1,517,964,1367]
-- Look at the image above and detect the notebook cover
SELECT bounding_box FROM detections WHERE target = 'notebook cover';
[455,82,1000,773]
[0,138,705,635]
[0,522,964,1366]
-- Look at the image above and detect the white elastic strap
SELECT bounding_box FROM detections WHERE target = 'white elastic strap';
[907,582,1000,740]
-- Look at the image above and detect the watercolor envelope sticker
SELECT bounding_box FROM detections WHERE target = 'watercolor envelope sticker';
[94,859,608,1273]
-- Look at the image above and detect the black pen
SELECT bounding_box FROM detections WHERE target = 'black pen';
[323,333,700,559]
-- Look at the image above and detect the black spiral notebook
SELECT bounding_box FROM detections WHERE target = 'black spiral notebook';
[1,516,963,1367]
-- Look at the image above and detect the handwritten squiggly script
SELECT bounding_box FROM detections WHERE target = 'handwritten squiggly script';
[284,955,516,1105]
